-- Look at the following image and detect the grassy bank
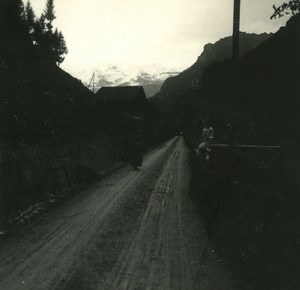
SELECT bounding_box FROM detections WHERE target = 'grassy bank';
[189,144,300,290]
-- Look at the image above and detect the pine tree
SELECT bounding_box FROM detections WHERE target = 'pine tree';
[32,15,51,58]
[0,0,35,65]
[39,14,46,31]
[57,31,68,64]
[15,0,25,20]
[25,1,35,32]
[2,0,25,24]
[43,0,56,32]
[29,0,67,65]
[52,29,68,65]
[32,19,46,47]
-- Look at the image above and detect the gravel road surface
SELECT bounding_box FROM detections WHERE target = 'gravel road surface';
[0,137,234,290]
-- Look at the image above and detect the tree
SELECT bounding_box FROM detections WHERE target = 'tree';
[25,1,35,32]
[1,0,25,25]
[31,0,68,65]
[52,29,68,65]
[271,0,300,19]
[39,14,46,31]
[43,0,56,31]
[15,0,25,20]
[32,18,48,50]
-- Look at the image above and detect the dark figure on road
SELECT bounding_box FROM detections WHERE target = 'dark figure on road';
[127,134,143,170]
[196,123,214,169]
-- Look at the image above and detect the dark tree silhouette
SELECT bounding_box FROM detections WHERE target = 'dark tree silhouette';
[25,1,35,32]
[0,0,28,57]
[32,18,50,56]
[28,0,67,65]
[1,0,67,65]
[271,0,300,19]
[43,0,56,31]
[52,29,68,64]
[14,0,25,20]
[39,13,46,31]
[0,0,25,25]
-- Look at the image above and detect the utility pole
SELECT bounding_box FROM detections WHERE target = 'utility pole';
[232,0,241,61]
[88,72,95,93]
[93,73,95,94]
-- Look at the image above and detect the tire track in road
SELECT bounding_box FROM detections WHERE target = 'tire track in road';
[0,139,177,290]
[101,138,196,290]
[0,137,236,289]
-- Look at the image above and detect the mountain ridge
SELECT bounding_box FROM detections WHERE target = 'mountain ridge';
[74,65,179,97]
[152,31,272,104]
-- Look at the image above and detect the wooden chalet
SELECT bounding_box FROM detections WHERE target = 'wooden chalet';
[95,86,147,116]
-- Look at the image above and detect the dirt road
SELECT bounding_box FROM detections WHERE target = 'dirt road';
[0,137,234,290]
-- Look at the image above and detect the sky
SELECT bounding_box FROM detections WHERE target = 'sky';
[29,0,288,78]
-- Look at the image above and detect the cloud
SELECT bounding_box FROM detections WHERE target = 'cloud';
[30,0,291,78]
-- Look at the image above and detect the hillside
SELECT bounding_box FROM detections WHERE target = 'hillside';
[152,32,270,103]
[149,32,271,136]
[0,3,104,142]
[189,14,300,290]
[201,14,300,142]
[0,1,158,223]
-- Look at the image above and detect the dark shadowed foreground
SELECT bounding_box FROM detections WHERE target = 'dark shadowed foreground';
[0,137,237,290]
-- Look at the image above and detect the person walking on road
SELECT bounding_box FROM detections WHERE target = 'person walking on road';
[196,123,214,165]
[127,134,143,170]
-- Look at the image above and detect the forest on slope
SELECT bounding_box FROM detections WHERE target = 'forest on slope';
[0,0,118,143]
[0,0,159,223]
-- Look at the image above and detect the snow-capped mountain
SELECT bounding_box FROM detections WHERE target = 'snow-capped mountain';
[71,64,179,98]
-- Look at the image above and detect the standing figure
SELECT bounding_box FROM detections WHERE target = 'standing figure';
[196,124,214,166]
[127,134,143,170]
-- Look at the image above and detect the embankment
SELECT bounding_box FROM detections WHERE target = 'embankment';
[189,141,300,290]
[0,136,122,224]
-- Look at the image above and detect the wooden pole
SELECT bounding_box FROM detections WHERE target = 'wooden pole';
[233,0,241,61]
[88,72,95,93]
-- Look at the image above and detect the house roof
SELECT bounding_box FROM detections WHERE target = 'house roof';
[95,86,147,102]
